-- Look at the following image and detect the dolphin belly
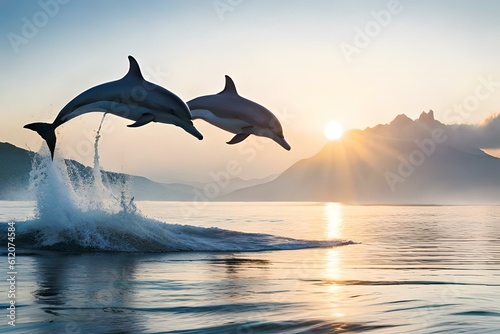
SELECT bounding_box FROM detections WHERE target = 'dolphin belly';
[59,100,202,138]
[187,75,291,150]
[191,109,251,134]
[60,101,149,124]
[25,55,204,160]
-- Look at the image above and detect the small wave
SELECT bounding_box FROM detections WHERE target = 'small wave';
[4,213,353,252]
[305,279,500,287]
[2,116,353,253]
[160,319,401,334]
[451,311,500,317]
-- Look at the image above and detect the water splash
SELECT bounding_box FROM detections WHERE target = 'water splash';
[8,118,353,252]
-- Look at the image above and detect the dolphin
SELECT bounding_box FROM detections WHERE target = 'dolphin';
[24,56,203,159]
[187,76,291,150]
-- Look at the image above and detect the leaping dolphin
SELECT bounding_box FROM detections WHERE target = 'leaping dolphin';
[187,76,291,150]
[24,56,203,159]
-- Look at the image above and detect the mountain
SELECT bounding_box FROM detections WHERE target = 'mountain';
[183,175,278,196]
[0,143,200,201]
[223,111,500,204]
[0,143,274,201]
[0,143,36,200]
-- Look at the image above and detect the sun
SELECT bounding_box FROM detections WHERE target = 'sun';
[324,121,344,141]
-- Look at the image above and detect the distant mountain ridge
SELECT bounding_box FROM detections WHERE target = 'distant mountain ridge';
[4,111,500,204]
[223,111,500,204]
[0,143,268,201]
[0,143,35,200]
[0,142,198,201]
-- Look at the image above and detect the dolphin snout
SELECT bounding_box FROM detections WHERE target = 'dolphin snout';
[275,136,291,151]
[182,121,203,140]
[194,131,204,140]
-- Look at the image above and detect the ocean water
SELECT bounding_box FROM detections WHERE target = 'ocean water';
[1,132,500,333]
[1,201,500,333]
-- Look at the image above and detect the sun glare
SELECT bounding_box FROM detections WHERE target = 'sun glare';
[324,121,344,141]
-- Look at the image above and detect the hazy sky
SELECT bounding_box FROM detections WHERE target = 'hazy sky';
[1,0,500,183]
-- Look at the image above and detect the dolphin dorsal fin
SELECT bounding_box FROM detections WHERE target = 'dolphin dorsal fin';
[219,75,238,95]
[125,55,144,80]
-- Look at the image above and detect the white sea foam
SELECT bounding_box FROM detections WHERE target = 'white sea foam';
[10,116,353,252]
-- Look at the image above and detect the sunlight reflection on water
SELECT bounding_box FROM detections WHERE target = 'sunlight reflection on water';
[1,202,500,333]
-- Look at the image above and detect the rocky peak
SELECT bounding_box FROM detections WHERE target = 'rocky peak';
[390,114,413,127]
[418,110,435,123]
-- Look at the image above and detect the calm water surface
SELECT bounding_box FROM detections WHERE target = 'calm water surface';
[1,202,499,333]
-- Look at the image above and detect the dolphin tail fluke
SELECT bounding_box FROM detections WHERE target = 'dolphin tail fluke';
[23,122,57,160]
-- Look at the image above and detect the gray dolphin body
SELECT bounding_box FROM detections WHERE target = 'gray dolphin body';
[24,56,203,159]
[187,76,291,150]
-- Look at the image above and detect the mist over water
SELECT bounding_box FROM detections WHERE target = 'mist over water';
[4,116,351,252]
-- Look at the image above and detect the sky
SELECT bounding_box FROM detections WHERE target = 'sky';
[1,0,500,183]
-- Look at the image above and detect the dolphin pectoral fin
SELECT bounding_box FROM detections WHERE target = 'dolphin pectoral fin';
[227,133,250,145]
[127,113,155,127]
